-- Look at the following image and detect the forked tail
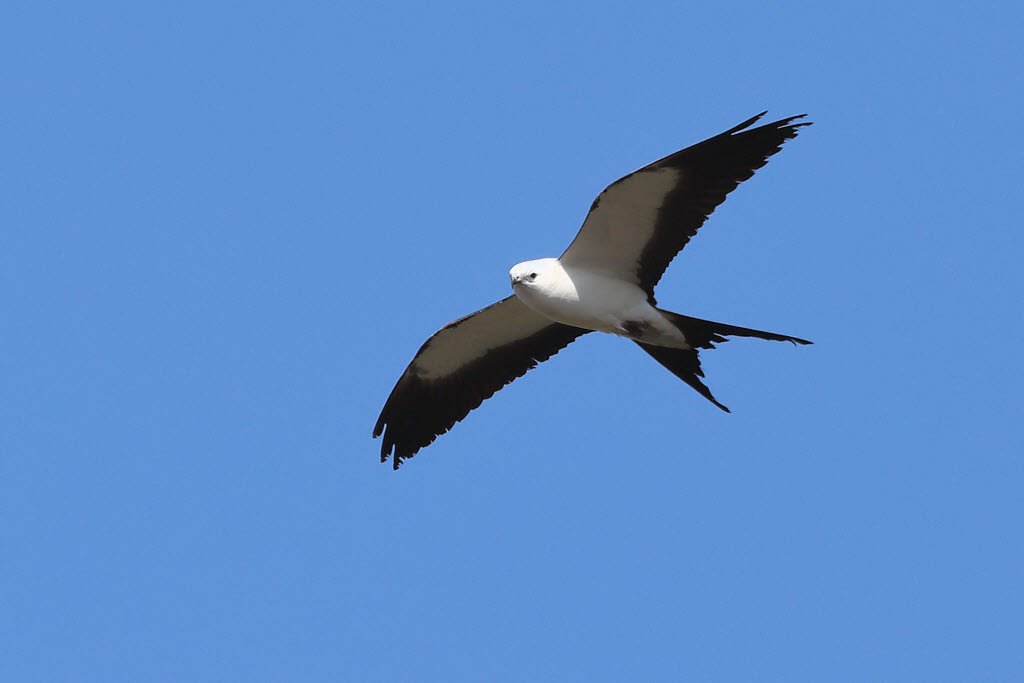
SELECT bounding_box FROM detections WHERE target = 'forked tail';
[658,309,812,349]
[635,309,811,412]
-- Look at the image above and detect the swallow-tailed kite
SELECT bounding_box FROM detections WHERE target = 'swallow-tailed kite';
[374,112,812,468]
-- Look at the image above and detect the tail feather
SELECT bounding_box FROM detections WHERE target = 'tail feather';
[635,343,731,412]
[658,309,812,349]
[636,309,811,411]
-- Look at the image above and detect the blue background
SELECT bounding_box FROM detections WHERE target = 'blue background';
[4,2,1022,680]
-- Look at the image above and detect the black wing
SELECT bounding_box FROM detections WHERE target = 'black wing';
[373,296,588,469]
[560,112,810,299]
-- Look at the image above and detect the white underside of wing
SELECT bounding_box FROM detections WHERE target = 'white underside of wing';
[412,296,556,380]
[560,166,681,282]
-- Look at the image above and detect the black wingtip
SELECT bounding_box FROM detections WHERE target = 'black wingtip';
[377,425,396,465]
[725,111,768,135]
[377,432,405,470]
[781,334,813,346]
[781,114,812,131]
[723,112,812,139]
[761,114,812,136]
[704,389,731,414]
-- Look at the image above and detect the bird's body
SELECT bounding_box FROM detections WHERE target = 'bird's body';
[374,112,814,468]
[510,259,685,347]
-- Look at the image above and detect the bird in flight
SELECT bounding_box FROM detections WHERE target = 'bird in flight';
[374,112,812,469]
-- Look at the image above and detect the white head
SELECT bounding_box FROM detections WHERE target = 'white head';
[509,258,559,292]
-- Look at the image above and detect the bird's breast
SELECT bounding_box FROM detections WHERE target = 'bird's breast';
[513,266,651,334]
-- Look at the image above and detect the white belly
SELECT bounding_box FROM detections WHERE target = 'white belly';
[512,263,686,347]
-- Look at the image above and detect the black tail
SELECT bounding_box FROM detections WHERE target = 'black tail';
[635,310,811,412]
[658,309,812,349]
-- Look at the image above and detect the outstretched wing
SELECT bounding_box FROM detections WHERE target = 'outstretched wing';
[373,296,588,469]
[560,112,810,299]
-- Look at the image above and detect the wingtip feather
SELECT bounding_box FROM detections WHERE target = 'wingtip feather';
[723,111,812,139]
[725,111,768,135]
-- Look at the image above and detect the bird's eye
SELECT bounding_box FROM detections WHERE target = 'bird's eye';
[529,272,537,279]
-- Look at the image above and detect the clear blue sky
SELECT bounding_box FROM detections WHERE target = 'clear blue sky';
[3,2,1022,681]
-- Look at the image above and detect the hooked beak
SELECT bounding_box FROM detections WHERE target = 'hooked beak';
[510,274,522,287]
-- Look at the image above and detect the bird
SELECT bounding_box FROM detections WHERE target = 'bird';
[374,112,812,469]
